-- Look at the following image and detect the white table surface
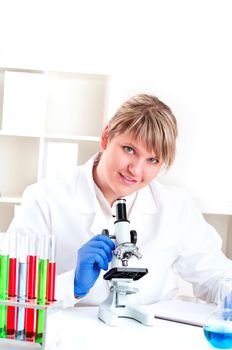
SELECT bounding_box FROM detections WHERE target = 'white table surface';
[0,305,213,350]
[58,306,213,350]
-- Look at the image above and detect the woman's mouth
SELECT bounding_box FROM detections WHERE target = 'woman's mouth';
[119,173,138,185]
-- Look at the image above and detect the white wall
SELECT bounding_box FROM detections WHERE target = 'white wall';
[104,0,232,214]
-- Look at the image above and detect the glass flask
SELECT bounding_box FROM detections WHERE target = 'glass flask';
[203,277,232,349]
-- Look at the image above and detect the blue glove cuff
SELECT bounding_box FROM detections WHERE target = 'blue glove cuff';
[74,284,89,298]
[74,292,87,298]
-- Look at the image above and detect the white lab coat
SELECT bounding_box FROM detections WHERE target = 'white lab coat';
[8,155,232,306]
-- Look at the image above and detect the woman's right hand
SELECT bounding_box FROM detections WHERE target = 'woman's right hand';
[74,234,115,298]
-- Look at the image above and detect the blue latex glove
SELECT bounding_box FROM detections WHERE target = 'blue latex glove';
[74,234,115,298]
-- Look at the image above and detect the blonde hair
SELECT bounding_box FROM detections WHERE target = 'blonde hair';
[107,94,178,170]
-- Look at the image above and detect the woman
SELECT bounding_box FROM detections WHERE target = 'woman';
[8,94,232,306]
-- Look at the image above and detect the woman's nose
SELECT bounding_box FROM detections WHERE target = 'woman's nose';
[128,159,144,176]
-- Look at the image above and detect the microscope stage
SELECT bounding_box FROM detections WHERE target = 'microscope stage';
[103,267,148,281]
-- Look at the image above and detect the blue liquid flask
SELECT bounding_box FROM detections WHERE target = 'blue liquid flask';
[203,277,232,349]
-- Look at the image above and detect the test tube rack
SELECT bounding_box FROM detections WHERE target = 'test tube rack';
[0,298,63,350]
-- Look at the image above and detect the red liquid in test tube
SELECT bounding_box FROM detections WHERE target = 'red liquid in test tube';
[47,235,56,302]
[24,234,37,339]
[6,232,17,337]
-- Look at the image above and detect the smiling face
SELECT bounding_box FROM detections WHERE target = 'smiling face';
[93,128,164,205]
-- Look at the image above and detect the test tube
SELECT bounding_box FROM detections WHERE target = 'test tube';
[0,233,9,338]
[46,235,56,302]
[24,233,37,340]
[6,231,18,337]
[16,233,29,340]
[35,235,49,345]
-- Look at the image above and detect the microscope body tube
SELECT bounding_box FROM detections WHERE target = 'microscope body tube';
[114,199,130,244]
[112,221,131,268]
[112,199,131,267]
[114,221,131,245]
[114,199,131,245]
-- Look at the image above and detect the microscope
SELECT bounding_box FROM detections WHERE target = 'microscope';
[98,198,154,326]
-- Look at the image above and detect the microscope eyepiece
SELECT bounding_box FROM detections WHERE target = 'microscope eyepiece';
[115,198,129,223]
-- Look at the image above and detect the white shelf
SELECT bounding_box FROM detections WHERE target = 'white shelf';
[0,66,108,231]
[194,197,232,216]
[0,130,41,138]
[0,196,22,204]
[44,133,100,142]
[0,131,100,141]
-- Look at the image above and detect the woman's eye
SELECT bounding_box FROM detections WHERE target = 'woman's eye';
[124,146,134,154]
[148,157,159,164]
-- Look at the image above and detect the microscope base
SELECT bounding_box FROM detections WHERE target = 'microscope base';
[98,280,154,327]
[98,303,154,327]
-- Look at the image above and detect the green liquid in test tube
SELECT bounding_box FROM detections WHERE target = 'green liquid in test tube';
[0,233,9,338]
[35,236,49,345]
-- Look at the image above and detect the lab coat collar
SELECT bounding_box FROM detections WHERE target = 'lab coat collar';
[131,183,159,215]
[75,155,99,214]
[75,154,159,216]
[89,183,159,236]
